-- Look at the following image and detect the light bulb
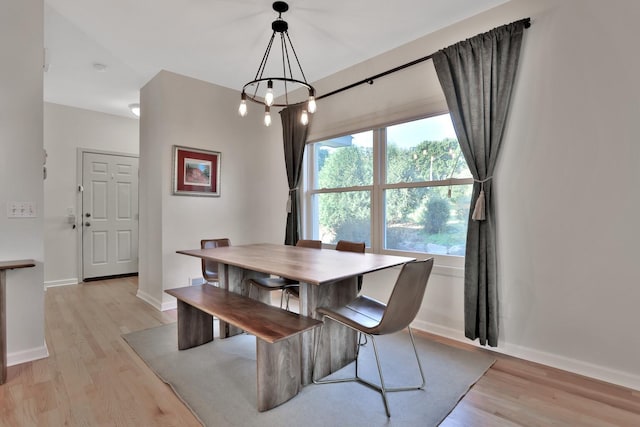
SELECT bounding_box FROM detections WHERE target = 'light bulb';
[129,103,140,117]
[265,80,274,106]
[264,106,272,127]
[307,96,316,114]
[300,110,309,125]
[239,92,248,117]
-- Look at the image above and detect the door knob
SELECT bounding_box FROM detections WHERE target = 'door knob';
[85,213,91,217]
[85,222,91,227]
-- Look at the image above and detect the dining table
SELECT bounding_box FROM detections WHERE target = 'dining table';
[176,243,415,384]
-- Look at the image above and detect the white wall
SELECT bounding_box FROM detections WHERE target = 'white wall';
[137,71,285,310]
[43,103,139,286]
[307,0,640,390]
[0,0,47,366]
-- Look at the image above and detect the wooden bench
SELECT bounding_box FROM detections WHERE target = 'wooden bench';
[165,284,322,411]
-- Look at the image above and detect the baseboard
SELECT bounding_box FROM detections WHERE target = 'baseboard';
[7,343,49,367]
[136,289,177,312]
[161,299,177,311]
[44,278,79,289]
[413,319,640,392]
[136,289,163,311]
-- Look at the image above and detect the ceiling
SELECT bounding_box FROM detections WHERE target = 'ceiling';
[43,0,509,118]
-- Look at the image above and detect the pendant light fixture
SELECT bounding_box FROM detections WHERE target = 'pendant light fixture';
[239,1,316,126]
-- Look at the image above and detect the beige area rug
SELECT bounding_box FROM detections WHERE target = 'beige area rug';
[123,323,494,427]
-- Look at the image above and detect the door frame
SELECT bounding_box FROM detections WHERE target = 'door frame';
[76,148,139,282]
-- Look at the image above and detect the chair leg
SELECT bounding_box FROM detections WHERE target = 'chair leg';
[407,326,426,389]
[312,320,426,418]
[312,319,359,385]
[358,332,368,346]
[369,335,391,417]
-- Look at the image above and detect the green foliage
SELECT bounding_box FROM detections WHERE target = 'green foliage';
[423,196,450,234]
[315,135,470,253]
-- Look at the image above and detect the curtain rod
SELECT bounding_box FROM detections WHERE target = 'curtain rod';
[317,17,531,101]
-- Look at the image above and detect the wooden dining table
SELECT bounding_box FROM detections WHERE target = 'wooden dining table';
[177,243,414,384]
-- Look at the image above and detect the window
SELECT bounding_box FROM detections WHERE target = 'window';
[304,113,473,259]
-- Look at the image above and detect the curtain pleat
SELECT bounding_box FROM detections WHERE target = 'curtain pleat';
[433,19,528,346]
[280,104,311,245]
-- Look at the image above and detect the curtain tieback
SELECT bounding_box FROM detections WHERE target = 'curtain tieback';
[472,176,492,221]
[286,188,297,213]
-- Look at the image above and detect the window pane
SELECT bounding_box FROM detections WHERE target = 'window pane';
[386,114,471,184]
[315,191,371,246]
[385,185,471,255]
[313,131,373,189]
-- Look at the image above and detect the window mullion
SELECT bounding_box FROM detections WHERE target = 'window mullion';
[371,128,385,253]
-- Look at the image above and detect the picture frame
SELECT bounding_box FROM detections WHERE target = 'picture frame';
[172,145,221,197]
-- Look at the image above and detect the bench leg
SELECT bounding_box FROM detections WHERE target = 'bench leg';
[256,335,301,411]
[176,300,213,350]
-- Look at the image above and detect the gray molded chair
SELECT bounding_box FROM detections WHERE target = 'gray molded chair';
[248,239,322,309]
[200,238,231,285]
[312,258,434,417]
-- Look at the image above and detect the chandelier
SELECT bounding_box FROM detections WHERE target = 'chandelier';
[238,1,316,127]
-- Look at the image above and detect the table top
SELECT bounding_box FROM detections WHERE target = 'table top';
[0,259,36,271]
[177,243,415,285]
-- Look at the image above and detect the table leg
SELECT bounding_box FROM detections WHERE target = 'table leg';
[218,264,270,338]
[299,277,357,385]
[0,271,6,384]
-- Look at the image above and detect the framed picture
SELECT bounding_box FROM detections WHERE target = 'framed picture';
[172,146,221,197]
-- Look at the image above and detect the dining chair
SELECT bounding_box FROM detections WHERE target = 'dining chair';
[248,239,322,309]
[200,238,231,285]
[312,258,434,417]
[336,240,365,291]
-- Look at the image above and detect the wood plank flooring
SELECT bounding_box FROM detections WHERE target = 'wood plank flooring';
[1,276,639,426]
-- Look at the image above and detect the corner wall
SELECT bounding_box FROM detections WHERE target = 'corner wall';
[137,71,285,310]
[0,0,47,366]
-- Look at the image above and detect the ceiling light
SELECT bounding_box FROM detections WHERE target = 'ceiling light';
[129,103,140,117]
[239,1,317,126]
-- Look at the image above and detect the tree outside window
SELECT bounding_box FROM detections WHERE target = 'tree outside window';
[307,114,472,256]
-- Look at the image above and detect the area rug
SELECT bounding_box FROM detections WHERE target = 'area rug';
[123,323,494,427]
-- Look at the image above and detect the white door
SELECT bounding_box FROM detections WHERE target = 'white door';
[82,152,139,280]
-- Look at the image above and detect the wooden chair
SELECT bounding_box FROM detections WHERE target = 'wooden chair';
[336,240,365,290]
[200,238,231,285]
[312,258,434,417]
[248,239,322,309]
[286,240,367,305]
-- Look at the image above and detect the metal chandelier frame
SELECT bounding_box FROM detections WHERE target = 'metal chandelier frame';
[239,1,316,125]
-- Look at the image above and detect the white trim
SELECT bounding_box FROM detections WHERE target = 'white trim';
[44,278,78,289]
[161,299,177,311]
[135,289,163,311]
[7,343,49,367]
[432,264,464,278]
[136,289,177,312]
[412,320,640,392]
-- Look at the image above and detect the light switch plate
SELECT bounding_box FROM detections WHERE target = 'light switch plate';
[7,201,37,218]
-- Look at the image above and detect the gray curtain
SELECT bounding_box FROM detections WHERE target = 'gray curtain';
[280,104,311,245]
[432,19,528,346]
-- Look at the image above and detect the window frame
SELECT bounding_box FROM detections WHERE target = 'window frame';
[301,114,472,269]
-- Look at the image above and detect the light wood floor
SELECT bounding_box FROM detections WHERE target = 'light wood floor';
[1,277,639,426]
